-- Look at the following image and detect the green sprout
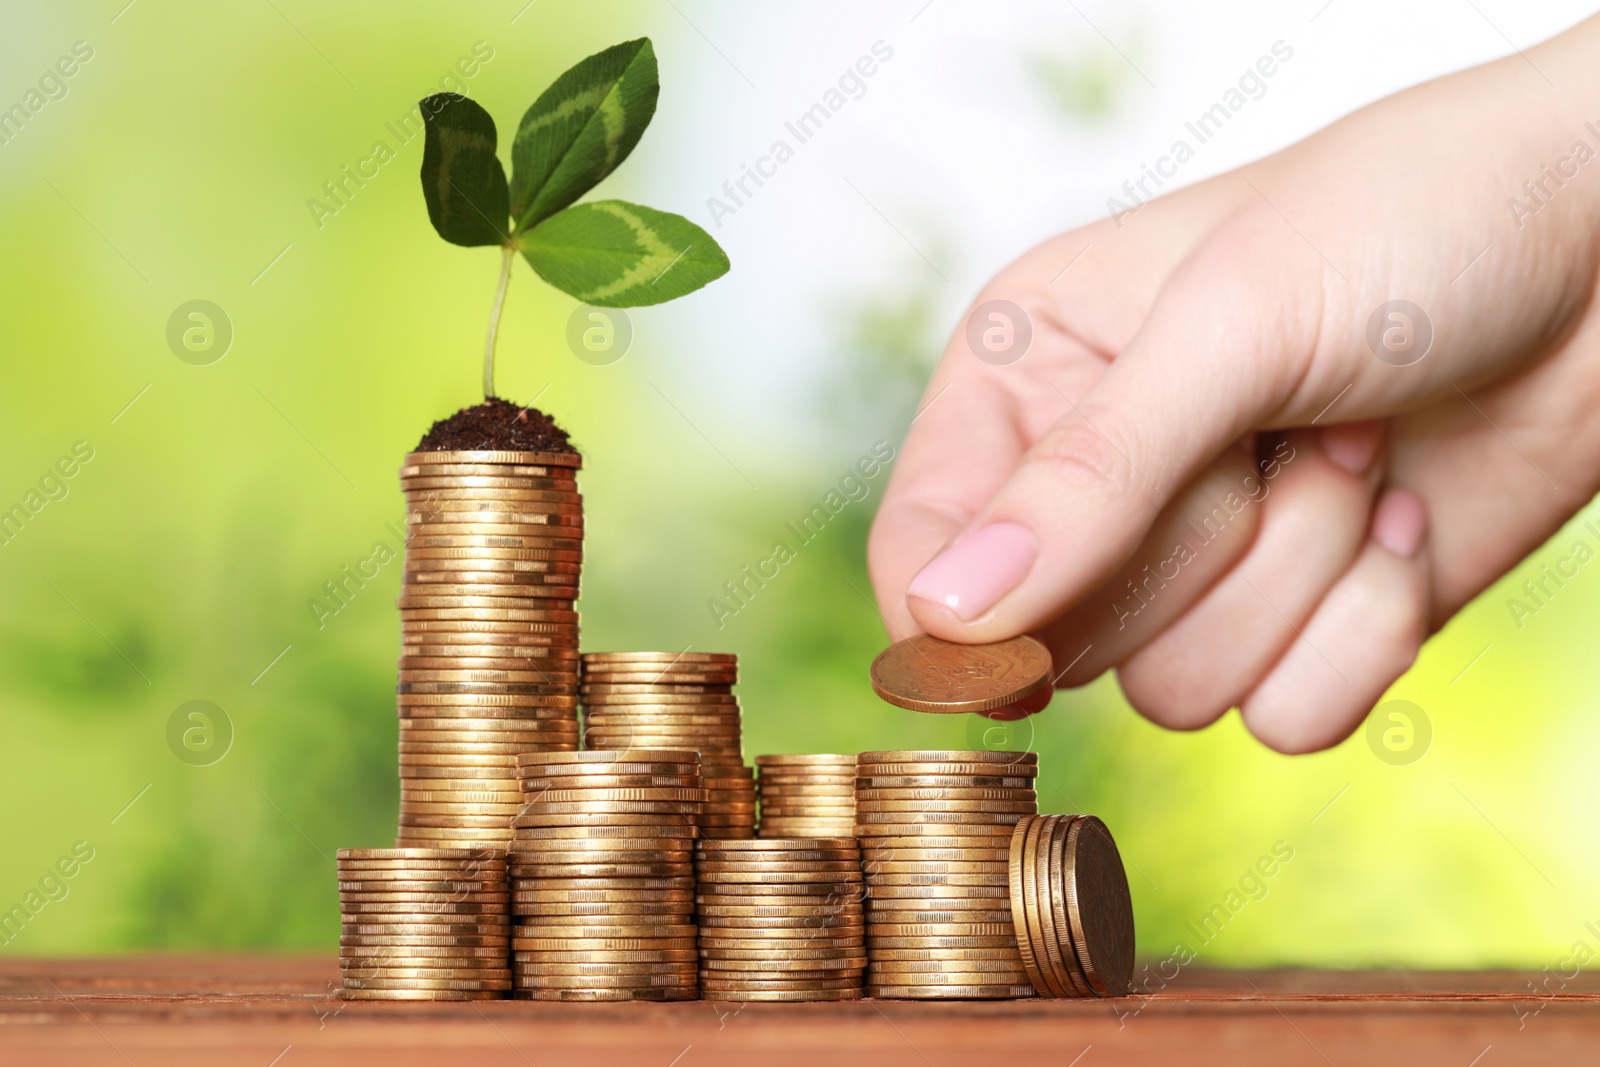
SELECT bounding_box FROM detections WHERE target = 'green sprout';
[419,38,729,397]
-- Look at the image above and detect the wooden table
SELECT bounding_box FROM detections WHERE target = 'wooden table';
[2,956,1596,1065]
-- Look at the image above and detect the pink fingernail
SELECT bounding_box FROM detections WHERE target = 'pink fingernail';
[906,522,1038,621]
[1371,488,1426,558]
[1319,423,1381,475]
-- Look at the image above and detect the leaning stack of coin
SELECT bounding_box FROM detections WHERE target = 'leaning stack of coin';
[395,450,584,851]
[580,652,756,839]
[508,750,703,1001]
[695,838,866,1001]
[337,847,511,1001]
[1008,814,1135,998]
[755,754,856,838]
[855,750,1039,999]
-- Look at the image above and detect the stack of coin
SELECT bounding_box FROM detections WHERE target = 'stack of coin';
[755,754,856,838]
[337,847,511,1001]
[1008,814,1135,998]
[508,750,703,1001]
[694,839,866,1001]
[395,450,583,851]
[580,652,755,839]
[855,750,1039,999]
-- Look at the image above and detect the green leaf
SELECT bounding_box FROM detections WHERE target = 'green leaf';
[419,93,509,247]
[518,200,729,307]
[510,39,659,232]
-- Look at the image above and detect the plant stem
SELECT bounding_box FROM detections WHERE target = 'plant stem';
[483,243,514,398]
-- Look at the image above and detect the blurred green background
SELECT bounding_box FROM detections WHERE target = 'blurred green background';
[3,0,1598,973]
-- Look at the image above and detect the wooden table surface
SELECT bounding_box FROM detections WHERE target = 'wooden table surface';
[2,955,1597,1065]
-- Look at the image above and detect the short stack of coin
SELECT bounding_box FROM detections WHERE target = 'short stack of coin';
[755,754,856,838]
[337,847,511,1001]
[1008,814,1135,998]
[695,839,866,1001]
[580,652,756,839]
[508,750,703,1001]
[855,750,1039,998]
[395,450,584,851]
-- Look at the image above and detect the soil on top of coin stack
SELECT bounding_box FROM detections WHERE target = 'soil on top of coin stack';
[415,397,577,454]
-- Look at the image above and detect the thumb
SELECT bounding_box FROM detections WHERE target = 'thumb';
[906,215,1328,642]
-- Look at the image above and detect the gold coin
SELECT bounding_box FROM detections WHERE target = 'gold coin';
[1043,814,1093,997]
[701,989,862,1002]
[400,607,580,624]
[342,976,512,991]
[755,754,854,766]
[699,978,860,992]
[857,752,1037,768]
[340,965,512,981]
[695,904,863,918]
[696,840,857,853]
[866,884,1008,899]
[855,788,1037,803]
[867,911,1017,927]
[864,983,1035,999]
[515,974,696,990]
[1020,813,1065,997]
[694,858,860,871]
[338,848,505,862]
[400,455,578,473]
[860,898,1012,915]
[867,922,1015,938]
[509,823,696,839]
[863,848,1012,863]
[697,937,864,952]
[406,536,584,554]
[338,988,502,1001]
[338,878,507,892]
[512,963,699,979]
[400,620,579,637]
[512,950,698,963]
[397,818,516,832]
[871,947,1023,961]
[394,802,524,817]
[581,694,738,706]
[339,864,507,877]
[1057,813,1134,997]
[404,524,583,542]
[402,480,578,498]
[862,835,1017,851]
[697,881,847,897]
[404,571,578,589]
[868,634,1051,714]
[858,774,1039,789]
[855,813,1028,827]
[397,757,524,770]
[862,935,1019,950]
[855,800,1037,815]
[342,924,509,937]
[340,931,508,944]
[397,591,580,609]
[393,828,513,842]
[517,750,699,766]
[519,774,702,790]
[403,450,582,468]
[525,788,704,804]
[510,865,695,881]
[513,800,700,816]
[399,691,579,705]
[700,959,870,979]
[512,875,693,890]
[340,898,510,912]
[866,874,1010,889]
[341,947,508,962]
[512,929,697,944]
[401,660,580,677]
[582,651,736,664]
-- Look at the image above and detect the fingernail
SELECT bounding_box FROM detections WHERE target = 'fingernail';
[1371,488,1426,558]
[1319,423,1382,475]
[907,522,1038,621]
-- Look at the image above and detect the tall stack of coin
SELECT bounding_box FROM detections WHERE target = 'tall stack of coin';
[755,754,856,838]
[855,750,1039,998]
[396,450,583,851]
[1008,814,1135,998]
[694,839,866,1001]
[508,750,702,1001]
[580,652,755,839]
[337,847,511,1001]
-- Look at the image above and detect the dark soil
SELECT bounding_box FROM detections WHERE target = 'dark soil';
[414,397,576,454]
